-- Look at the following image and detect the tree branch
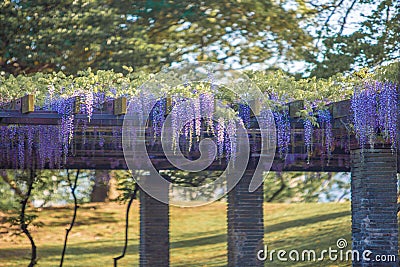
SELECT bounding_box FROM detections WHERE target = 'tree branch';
[266,172,286,202]
[20,169,37,267]
[338,0,358,35]
[60,169,80,267]
[113,183,139,267]
[317,0,345,45]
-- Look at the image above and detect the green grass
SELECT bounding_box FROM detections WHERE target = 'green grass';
[0,202,352,266]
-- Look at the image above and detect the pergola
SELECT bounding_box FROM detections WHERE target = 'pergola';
[0,95,398,267]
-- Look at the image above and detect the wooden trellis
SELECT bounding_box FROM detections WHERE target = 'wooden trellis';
[0,94,376,171]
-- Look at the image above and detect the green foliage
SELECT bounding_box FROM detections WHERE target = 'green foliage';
[307,0,399,78]
[32,170,94,206]
[133,1,315,66]
[0,68,149,104]
[0,170,94,210]
[1,62,398,121]
[248,69,359,111]
[0,178,19,211]
[114,170,137,202]
[0,0,397,78]
[264,172,350,203]
[0,0,162,75]
[0,0,318,75]
[373,61,400,83]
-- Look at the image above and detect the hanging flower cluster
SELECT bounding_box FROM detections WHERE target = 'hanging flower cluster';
[0,123,124,169]
[273,110,291,158]
[151,98,166,138]
[84,91,94,120]
[238,104,251,128]
[258,109,276,154]
[2,76,399,171]
[317,109,333,158]
[125,91,243,161]
[225,119,238,162]
[199,93,215,132]
[351,84,378,148]
[377,82,398,149]
[351,81,398,150]
[168,93,217,154]
[53,97,75,157]
[0,125,63,169]
[216,117,225,158]
[303,118,313,162]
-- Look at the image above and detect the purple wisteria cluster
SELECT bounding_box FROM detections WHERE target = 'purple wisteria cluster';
[176,93,235,159]
[151,98,166,138]
[273,110,291,158]
[351,81,398,150]
[52,97,75,157]
[2,79,398,171]
[0,125,63,169]
[238,103,251,128]
[303,117,313,162]
[377,82,398,148]
[44,89,115,158]
[317,109,333,158]
[126,92,243,161]
[0,87,126,169]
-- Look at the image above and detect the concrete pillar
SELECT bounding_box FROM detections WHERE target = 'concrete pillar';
[139,187,169,267]
[227,172,264,267]
[351,149,398,266]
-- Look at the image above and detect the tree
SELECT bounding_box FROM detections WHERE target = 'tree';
[90,170,110,202]
[264,172,350,203]
[1,0,398,77]
[0,0,164,75]
[306,0,399,78]
[0,0,316,75]
[89,170,120,203]
[131,1,316,69]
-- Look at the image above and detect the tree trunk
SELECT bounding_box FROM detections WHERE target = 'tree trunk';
[107,172,120,201]
[90,170,110,202]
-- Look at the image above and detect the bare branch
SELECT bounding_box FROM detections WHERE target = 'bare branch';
[338,0,358,35]
[60,169,80,267]
[20,170,37,267]
[113,183,139,267]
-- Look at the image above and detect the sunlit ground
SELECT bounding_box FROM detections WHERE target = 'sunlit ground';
[0,200,355,267]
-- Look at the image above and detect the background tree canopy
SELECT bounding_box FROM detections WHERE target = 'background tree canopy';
[306,0,400,78]
[1,0,398,77]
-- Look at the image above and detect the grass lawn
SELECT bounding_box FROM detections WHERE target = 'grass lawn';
[0,201,352,266]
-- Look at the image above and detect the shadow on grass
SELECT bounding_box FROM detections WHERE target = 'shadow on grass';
[173,211,350,249]
[43,211,119,226]
[0,240,139,259]
[265,210,350,234]
[0,210,350,262]
[46,215,120,227]
[172,234,226,249]
[39,204,102,211]
[174,229,225,241]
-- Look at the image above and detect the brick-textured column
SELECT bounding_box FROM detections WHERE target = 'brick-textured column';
[351,149,398,267]
[227,172,264,267]
[139,187,169,267]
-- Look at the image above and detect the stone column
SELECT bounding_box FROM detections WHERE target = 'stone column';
[351,149,398,266]
[139,186,169,266]
[227,172,264,267]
